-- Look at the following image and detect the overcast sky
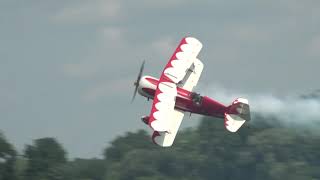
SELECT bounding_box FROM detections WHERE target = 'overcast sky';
[1,0,320,158]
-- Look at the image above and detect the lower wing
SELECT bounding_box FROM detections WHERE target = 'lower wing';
[152,109,184,147]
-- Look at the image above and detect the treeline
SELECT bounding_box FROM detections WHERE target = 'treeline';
[1,115,320,180]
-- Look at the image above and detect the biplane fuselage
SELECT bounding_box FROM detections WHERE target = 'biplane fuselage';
[138,76,226,118]
[133,37,250,147]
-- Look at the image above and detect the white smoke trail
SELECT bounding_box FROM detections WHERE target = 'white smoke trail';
[200,85,320,128]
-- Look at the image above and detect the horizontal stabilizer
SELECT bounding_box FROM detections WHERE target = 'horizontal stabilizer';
[225,98,250,132]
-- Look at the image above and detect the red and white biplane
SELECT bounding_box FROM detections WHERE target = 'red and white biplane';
[132,37,251,147]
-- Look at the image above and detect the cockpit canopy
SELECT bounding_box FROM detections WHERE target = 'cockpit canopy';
[190,92,203,106]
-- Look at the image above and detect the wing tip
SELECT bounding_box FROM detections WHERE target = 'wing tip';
[184,37,202,48]
[152,131,174,147]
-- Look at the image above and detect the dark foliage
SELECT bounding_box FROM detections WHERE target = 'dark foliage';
[0,133,17,180]
[103,117,320,180]
[2,113,320,180]
[23,138,67,180]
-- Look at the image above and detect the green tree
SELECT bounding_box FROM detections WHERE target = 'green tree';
[102,115,320,180]
[23,137,67,180]
[104,130,156,163]
[0,132,17,180]
[104,129,205,180]
[55,158,106,180]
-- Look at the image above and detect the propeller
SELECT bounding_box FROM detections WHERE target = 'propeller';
[131,60,145,103]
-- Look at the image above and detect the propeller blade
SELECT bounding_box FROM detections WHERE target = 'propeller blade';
[131,60,145,103]
[136,60,145,83]
[131,85,138,103]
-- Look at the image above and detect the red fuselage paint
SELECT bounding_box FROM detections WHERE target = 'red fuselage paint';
[138,76,227,118]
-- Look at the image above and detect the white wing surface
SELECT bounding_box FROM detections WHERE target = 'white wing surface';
[178,59,204,91]
[152,109,184,147]
[148,37,203,146]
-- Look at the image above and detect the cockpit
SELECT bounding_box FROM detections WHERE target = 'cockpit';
[190,92,203,106]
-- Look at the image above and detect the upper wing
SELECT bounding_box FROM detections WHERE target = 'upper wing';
[148,37,202,146]
[152,109,184,147]
[162,37,203,84]
[178,59,204,91]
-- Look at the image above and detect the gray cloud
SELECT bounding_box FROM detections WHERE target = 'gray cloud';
[307,34,320,58]
[1,0,320,158]
[83,77,132,102]
[52,0,123,24]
